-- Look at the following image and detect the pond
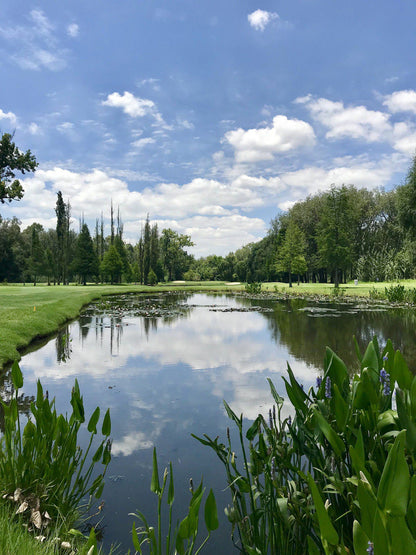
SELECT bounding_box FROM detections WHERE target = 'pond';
[4,291,416,553]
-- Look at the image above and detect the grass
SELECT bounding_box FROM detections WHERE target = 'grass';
[0,282,246,369]
[2,279,416,369]
[0,501,60,555]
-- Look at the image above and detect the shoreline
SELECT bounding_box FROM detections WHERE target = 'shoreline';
[0,281,412,370]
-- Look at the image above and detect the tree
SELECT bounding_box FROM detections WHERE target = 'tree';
[317,186,355,287]
[72,223,98,285]
[27,223,45,285]
[55,191,67,284]
[0,133,37,203]
[276,219,307,287]
[100,244,123,284]
[160,229,194,281]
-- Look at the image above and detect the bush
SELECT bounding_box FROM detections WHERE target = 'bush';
[245,282,262,294]
[147,268,158,285]
[194,338,416,554]
[0,362,112,533]
[385,283,405,303]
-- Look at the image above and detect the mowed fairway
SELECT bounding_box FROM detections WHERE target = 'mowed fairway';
[0,279,415,368]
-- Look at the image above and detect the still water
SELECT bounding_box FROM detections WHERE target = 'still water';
[8,292,416,552]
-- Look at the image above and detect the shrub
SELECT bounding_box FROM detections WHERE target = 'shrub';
[0,361,112,532]
[245,282,262,294]
[194,338,416,554]
[385,283,406,303]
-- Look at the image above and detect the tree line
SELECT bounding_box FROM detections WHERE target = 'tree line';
[0,201,194,285]
[2,132,416,286]
[188,156,416,286]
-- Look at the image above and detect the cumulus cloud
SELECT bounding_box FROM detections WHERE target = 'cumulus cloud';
[296,96,391,142]
[383,90,416,114]
[0,108,17,125]
[102,91,164,125]
[0,9,68,71]
[278,157,398,204]
[248,9,279,31]
[16,167,275,256]
[225,115,315,162]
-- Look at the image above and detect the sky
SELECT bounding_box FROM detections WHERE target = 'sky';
[1,0,416,257]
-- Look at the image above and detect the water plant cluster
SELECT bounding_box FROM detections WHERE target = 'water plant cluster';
[191,337,416,554]
[369,283,416,304]
[0,361,112,552]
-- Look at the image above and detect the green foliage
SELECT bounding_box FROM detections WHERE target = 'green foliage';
[131,447,218,554]
[194,338,416,554]
[147,268,158,285]
[0,133,37,204]
[245,281,262,293]
[0,361,112,531]
[385,283,406,302]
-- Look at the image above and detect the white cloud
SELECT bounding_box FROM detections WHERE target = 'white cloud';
[0,9,67,71]
[67,23,79,38]
[383,90,416,114]
[297,96,391,142]
[225,115,315,162]
[131,137,156,149]
[248,9,279,31]
[28,122,41,135]
[102,91,164,125]
[0,108,17,125]
[278,158,397,203]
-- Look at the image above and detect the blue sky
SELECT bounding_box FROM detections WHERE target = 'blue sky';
[1,1,416,256]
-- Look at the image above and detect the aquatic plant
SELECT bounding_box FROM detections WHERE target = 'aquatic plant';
[0,361,112,532]
[131,447,218,554]
[193,337,416,554]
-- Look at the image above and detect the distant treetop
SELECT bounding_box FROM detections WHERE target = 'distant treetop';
[0,132,38,203]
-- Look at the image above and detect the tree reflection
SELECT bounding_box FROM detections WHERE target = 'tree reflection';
[260,298,416,372]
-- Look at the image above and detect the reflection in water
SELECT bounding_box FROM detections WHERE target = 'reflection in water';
[13,292,416,553]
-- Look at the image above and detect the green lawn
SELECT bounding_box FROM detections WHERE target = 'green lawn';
[0,279,414,369]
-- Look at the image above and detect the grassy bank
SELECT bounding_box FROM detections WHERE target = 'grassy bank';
[0,282,244,369]
[2,279,416,369]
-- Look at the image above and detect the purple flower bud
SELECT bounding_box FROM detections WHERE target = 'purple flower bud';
[325,377,332,399]
[380,368,391,395]
[316,376,322,388]
[366,541,374,555]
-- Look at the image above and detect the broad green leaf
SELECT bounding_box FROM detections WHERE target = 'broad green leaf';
[411,376,416,419]
[357,479,377,538]
[87,407,100,434]
[352,370,378,409]
[223,400,242,431]
[307,473,339,546]
[101,408,111,436]
[324,348,349,390]
[387,515,416,555]
[332,383,349,430]
[313,410,345,457]
[394,350,413,390]
[267,377,284,407]
[131,522,142,553]
[373,509,389,555]
[246,416,261,440]
[396,390,416,454]
[150,447,160,494]
[11,360,23,390]
[361,340,379,378]
[167,462,174,506]
[353,520,371,555]
[307,536,321,555]
[377,429,409,516]
[204,488,219,532]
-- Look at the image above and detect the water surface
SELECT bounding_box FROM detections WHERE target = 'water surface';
[6,292,416,552]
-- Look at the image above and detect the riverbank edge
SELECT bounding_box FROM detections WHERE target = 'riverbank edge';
[0,279,411,370]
